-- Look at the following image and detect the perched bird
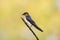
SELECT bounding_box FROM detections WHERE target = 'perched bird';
[22,12,43,32]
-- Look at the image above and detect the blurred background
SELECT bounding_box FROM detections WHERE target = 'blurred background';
[0,0,60,40]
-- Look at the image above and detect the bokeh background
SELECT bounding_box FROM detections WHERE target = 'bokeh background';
[0,0,60,40]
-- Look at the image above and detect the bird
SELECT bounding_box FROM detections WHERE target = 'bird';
[22,12,43,32]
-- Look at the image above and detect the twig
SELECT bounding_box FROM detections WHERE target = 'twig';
[21,17,39,40]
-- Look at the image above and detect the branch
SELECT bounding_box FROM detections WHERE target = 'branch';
[21,17,39,40]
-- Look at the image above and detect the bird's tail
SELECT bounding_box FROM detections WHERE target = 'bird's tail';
[33,24,43,32]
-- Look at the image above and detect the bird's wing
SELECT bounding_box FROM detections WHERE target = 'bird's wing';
[26,18,35,25]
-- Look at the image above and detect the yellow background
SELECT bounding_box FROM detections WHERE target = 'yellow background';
[0,0,60,40]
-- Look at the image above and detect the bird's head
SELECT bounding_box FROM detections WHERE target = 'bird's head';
[22,12,29,16]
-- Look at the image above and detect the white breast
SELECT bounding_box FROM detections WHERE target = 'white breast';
[24,18,31,27]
